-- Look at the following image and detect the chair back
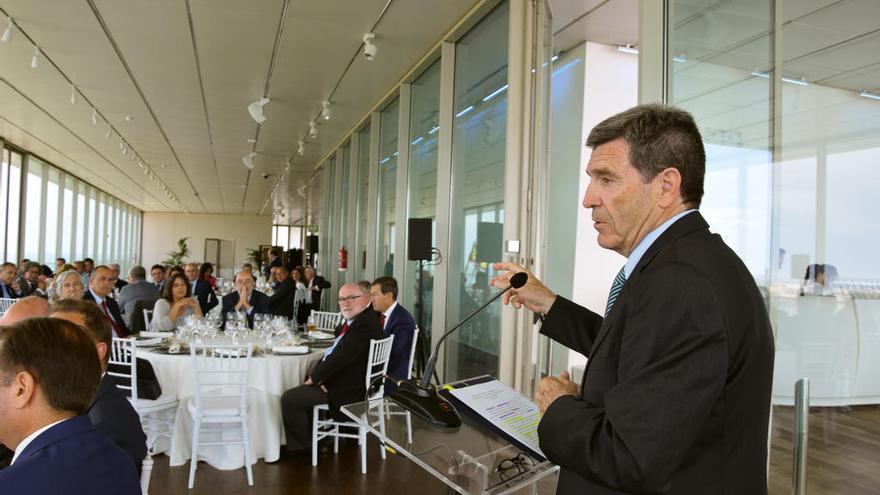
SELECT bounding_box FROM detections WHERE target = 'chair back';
[189,344,253,416]
[365,335,395,399]
[406,326,420,380]
[310,310,343,332]
[128,299,152,333]
[143,309,154,329]
[0,297,16,315]
[108,337,138,406]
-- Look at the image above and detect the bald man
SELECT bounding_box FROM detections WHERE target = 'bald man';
[0,296,49,325]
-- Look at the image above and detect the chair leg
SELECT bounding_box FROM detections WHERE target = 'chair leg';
[241,418,253,487]
[359,425,367,474]
[188,419,201,489]
[311,408,319,467]
[406,411,413,445]
[378,401,387,460]
[140,453,153,495]
[333,425,339,453]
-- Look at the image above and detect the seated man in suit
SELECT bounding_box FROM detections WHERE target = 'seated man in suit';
[264,247,283,279]
[268,265,295,320]
[370,276,416,393]
[185,263,218,315]
[0,317,141,494]
[220,270,269,328]
[109,263,128,291]
[14,262,43,298]
[117,265,160,328]
[151,264,167,291]
[0,262,21,299]
[82,265,130,338]
[280,282,383,453]
[48,299,147,470]
[303,266,331,314]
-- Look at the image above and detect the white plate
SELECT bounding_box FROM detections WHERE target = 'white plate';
[272,345,310,355]
[139,331,172,338]
[306,331,335,340]
[135,337,162,347]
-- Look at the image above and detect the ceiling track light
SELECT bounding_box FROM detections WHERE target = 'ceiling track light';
[309,122,318,138]
[297,141,305,155]
[242,151,256,170]
[363,32,377,61]
[69,84,77,104]
[1,17,12,43]
[321,101,331,120]
[91,107,98,125]
[30,46,40,69]
[105,125,112,139]
[247,97,270,124]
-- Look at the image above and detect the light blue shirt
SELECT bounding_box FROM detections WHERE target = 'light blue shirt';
[322,319,354,361]
[624,210,696,279]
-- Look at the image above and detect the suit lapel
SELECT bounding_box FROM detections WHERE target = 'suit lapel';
[586,211,710,359]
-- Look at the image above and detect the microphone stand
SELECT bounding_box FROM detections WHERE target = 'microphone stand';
[389,272,527,429]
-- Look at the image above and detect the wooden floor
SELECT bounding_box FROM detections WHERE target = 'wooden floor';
[151,405,880,494]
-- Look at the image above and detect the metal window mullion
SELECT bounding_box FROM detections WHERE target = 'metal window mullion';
[394,84,413,287]
[54,170,63,262]
[365,112,381,282]
[347,132,360,285]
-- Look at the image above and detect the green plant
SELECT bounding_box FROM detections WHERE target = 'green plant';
[246,248,264,272]
[163,237,190,266]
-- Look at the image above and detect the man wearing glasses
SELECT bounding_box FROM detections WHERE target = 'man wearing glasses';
[279,282,382,454]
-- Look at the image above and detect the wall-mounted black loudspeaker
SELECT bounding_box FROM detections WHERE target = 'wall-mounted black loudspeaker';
[307,235,319,253]
[408,218,432,261]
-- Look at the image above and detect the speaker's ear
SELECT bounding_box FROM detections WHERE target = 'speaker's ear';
[407,218,433,261]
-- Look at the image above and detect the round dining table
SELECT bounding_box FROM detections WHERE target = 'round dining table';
[141,339,322,470]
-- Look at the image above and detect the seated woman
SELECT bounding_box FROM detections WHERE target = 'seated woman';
[151,272,202,331]
[291,267,308,324]
[199,262,217,289]
[52,270,85,301]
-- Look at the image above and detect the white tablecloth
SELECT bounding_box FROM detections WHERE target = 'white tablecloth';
[142,347,320,469]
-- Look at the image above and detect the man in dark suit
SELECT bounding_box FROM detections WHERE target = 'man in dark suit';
[0,317,141,494]
[185,262,218,315]
[117,265,161,328]
[82,265,131,338]
[151,264,167,291]
[264,247,283,279]
[370,276,416,393]
[220,270,269,328]
[49,298,147,470]
[492,105,774,495]
[280,282,383,452]
[304,266,331,312]
[14,262,43,297]
[268,265,295,319]
[109,263,129,290]
[0,262,21,299]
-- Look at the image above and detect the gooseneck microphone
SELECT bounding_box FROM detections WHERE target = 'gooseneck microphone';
[388,272,529,429]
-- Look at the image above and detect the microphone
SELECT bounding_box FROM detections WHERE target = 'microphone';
[388,271,528,429]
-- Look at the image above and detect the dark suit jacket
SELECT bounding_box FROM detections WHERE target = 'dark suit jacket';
[221,290,269,328]
[306,275,331,310]
[537,212,774,495]
[0,415,141,494]
[115,278,129,290]
[382,303,416,393]
[309,308,383,420]
[14,276,38,297]
[117,280,160,328]
[264,256,282,278]
[268,278,295,319]
[83,290,131,337]
[87,374,148,469]
[192,278,218,315]
[0,282,20,299]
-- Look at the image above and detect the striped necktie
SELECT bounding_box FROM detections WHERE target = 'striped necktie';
[604,267,627,318]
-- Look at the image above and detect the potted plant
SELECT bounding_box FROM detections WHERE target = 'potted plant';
[163,237,190,266]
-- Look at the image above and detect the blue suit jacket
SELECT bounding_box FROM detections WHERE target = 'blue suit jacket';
[87,374,147,469]
[220,290,270,328]
[192,279,218,315]
[383,303,416,393]
[0,415,141,494]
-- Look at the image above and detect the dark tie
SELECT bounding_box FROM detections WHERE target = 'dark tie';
[379,313,386,331]
[340,322,349,335]
[604,267,627,318]
[1,284,11,298]
[100,300,124,337]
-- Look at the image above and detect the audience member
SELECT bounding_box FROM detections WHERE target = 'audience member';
[0,317,141,494]
[1,262,21,299]
[15,262,43,298]
[55,258,66,274]
[199,262,217,289]
[268,265,294,319]
[185,263,218,315]
[81,257,95,288]
[291,267,309,324]
[303,266,331,313]
[53,270,85,301]
[82,265,130,338]
[280,282,382,453]
[151,264,167,291]
[221,270,268,329]
[0,296,49,326]
[49,299,147,469]
[264,247,283,279]
[370,276,416,392]
[109,263,128,290]
[241,262,253,273]
[117,266,161,328]
[151,273,202,331]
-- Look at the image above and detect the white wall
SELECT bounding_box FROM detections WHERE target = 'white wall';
[141,212,272,272]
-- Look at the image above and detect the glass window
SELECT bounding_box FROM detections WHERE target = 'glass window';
[62,176,74,261]
[445,2,509,382]
[0,148,8,261]
[23,159,44,261]
[44,168,61,264]
[354,125,372,281]
[376,97,400,277]
[404,59,442,340]
[337,144,351,284]
[88,189,97,261]
[76,184,86,259]
[0,148,22,262]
